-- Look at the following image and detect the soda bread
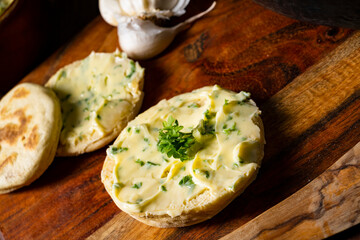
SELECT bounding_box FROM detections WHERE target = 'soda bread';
[101,85,265,227]
[46,50,144,156]
[0,83,62,194]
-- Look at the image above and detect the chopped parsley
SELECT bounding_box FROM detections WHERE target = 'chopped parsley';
[223,122,239,135]
[132,182,142,189]
[145,161,160,167]
[161,185,167,192]
[188,103,200,108]
[179,175,195,188]
[110,146,129,154]
[157,116,196,161]
[196,119,215,135]
[194,169,210,178]
[135,159,145,166]
[204,109,216,120]
[127,127,131,132]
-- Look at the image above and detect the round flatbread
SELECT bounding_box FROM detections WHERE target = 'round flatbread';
[45,50,144,156]
[0,83,62,194]
[101,85,265,227]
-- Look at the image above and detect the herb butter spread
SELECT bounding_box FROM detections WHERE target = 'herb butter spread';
[46,50,144,156]
[106,85,264,218]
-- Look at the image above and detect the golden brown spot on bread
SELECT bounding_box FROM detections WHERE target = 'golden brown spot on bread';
[0,109,31,145]
[0,153,17,172]
[12,87,30,99]
[24,125,39,149]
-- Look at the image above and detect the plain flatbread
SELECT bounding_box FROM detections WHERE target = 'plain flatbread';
[0,83,62,194]
[45,51,144,156]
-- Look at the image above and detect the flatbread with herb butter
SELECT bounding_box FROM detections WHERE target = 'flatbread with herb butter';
[46,50,144,156]
[101,85,265,227]
[0,83,61,194]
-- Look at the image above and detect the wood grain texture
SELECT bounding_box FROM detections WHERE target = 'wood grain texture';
[0,0,358,239]
[86,31,360,240]
[221,141,360,240]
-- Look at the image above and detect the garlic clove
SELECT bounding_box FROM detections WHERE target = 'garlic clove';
[116,2,216,60]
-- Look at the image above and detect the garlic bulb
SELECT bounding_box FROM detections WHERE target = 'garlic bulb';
[100,0,190,26]
[99,0,216,60]
[116,2,216,60]
[119,0,190,19]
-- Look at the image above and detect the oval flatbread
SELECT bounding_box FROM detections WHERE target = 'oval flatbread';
[0,83,62,194]
[45,50,144,156]
[101,85,265,227]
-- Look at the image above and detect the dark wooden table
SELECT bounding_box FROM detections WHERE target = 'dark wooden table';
[1,0,359,239]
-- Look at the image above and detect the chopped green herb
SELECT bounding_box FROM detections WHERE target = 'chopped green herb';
[127,127,131,132]
[204,110,216,120]
[162,157,169,162]
[135,198,143,204]
[195,119,215,135]
[97,114,102,120]
[110,146,129,154]
[135,159,145,166]
[179,175,195,188]
[132,182,142,189]
[224,99,229,105]
[144,138,150,143]
[157,116,196,161]
[145,161,160,167]
[84,116,90,121]
[161,185,167,192]
[83,107,89,112]
[180,166,186,171]
[135,128,140,133]
[188,103,200,108]
[223,123,238,135]
[193,169,210,178]
[126,60,136,78]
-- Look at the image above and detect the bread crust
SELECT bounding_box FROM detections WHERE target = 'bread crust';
[101,87,265,227]
[0,83,62,193]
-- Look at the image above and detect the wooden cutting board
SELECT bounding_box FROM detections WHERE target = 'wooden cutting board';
[1,0,359,239]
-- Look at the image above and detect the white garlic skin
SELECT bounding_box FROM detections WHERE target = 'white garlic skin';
[117,17,178,60]
[100,0,216,60]
[116,2,216,60]
[100,0,191,26]
[119,0,190,18]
